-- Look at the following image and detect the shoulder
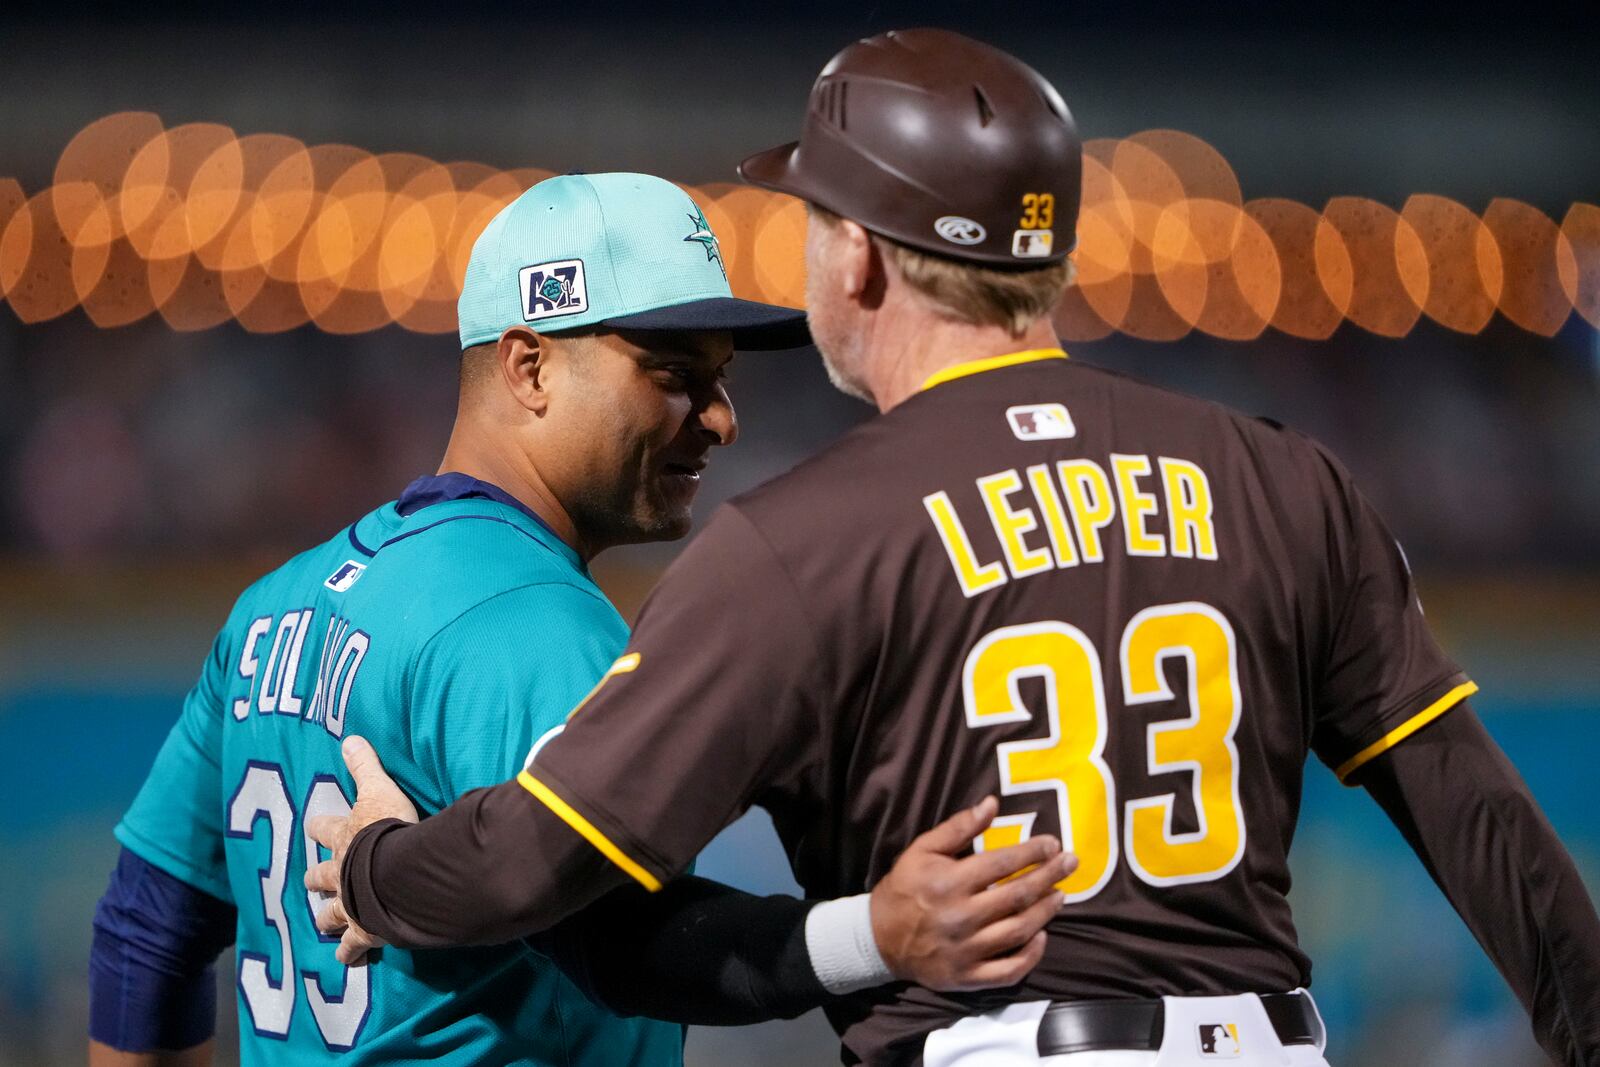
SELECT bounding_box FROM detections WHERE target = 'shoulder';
[223,514,390,633]
[350,507,621,649]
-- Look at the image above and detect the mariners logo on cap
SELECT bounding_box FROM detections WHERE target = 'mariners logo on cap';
[683,204,726,278]
[520,259,589,322]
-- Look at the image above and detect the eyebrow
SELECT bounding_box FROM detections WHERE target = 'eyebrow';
[640,346,734,369]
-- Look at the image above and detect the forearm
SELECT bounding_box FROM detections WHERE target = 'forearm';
[1359,703,1600,1065]
[533,876,834,1025]
[88,850,235,1058]
[342,779,631,946]
[89,1039,214,1067]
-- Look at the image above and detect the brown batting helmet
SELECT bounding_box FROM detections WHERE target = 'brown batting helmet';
[739,28,1081,268]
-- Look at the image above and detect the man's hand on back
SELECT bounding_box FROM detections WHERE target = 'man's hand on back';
[871,796,1073,992]
[304,735,418,964]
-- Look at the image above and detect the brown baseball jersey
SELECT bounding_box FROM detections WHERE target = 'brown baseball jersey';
[519,347,1476,1062]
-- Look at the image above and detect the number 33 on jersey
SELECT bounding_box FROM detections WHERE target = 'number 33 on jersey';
[965,603,1244,902]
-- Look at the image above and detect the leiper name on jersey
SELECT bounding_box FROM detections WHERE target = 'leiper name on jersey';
[923,451,1218,596]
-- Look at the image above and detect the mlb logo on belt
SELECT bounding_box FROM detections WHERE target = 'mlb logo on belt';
[1005,403,1076,441]
[1196,1022,1242,1058]
[520,259,588,322]
[325,560,366,592]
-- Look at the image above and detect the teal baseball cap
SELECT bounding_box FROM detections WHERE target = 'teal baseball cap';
[457,172,809,350]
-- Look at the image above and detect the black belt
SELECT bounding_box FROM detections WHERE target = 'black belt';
[1037,992,1323,1056]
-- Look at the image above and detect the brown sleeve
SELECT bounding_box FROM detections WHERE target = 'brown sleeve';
[526,503,827,889]
[342,808,833,1023]
[1308,448,1475,779]
[1356,701,1600,1066]
[341,782,630,945]
[533,877,828,1025]
[342,503,826,942]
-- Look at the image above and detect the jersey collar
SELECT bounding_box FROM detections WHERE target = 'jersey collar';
[918,347,1068,393]
[397,473,580,568]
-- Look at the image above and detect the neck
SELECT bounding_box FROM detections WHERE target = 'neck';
[436,413,595,562]
[861,312,1062,413]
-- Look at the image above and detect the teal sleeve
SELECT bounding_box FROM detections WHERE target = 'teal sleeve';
[115,627,233,902]
[410,581,630,802]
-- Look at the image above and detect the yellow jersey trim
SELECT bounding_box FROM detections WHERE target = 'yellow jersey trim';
[566,652,641,721]
[1335,680,1479,783]
[516,770,663,892]
[920,348,1068,392]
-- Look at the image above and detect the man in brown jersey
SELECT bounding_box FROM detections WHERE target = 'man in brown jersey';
[308,29,1600,1067]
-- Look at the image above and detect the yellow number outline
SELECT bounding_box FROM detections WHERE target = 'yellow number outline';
[964,621,1118,903]
[1120,603,1246,886]
[963,602,1247,901]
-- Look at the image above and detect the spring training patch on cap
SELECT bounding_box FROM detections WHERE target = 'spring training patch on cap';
[520,260,588,322]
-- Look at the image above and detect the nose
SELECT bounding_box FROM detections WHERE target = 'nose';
[695,384,738,447]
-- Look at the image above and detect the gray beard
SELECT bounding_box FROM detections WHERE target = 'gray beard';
[818,344,874,405]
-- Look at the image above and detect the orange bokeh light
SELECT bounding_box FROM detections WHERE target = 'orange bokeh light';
[706,184,769,301]
[3,189,83,323]
[10,114,1600,344]
[126,124,238,264]
[1401,194,1501,334]
[1246,198,1350,340]
[752,193,807,309]
[1320,197,1427,338]
[1151,203,1209,329]
[1127,130,1242,206]
[1071,203,1136,336]
[54,112,164,243]
[1561,203,1600,330]
[1162,199,1280,341]
[1482,199,1575,337]
[79,235,156,328]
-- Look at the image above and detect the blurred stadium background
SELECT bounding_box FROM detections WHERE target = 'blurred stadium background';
[1,2,1596,1064]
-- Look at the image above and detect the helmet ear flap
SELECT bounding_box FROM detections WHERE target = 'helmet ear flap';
[739,28,1082,269]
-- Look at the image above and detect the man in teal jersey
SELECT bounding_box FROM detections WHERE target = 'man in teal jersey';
[89,173,1075,1067]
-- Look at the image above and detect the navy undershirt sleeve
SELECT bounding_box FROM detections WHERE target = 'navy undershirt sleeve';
[89,848,237,1051]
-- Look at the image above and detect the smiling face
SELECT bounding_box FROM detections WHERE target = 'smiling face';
[542,327,737,551]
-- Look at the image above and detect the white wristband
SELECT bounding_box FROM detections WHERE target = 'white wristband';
[805,893,894,994]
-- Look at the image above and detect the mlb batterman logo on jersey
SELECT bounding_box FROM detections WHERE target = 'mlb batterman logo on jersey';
[1198,1023,1242,1057]
[324,560,366,592]
[520,259,588,322]
[1005,403,1076,441]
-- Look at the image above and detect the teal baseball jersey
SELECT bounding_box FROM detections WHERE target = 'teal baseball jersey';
[117,477,682,1066]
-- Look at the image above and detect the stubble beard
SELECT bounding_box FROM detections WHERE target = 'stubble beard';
[811,310,874,405]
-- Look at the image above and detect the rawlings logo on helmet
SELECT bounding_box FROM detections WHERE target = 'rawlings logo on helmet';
[934,216,987,245]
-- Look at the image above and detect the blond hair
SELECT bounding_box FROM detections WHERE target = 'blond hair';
[811,205,1074,336]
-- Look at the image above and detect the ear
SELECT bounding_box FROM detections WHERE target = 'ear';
[496,326,552,415]
[836,219,887,311]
